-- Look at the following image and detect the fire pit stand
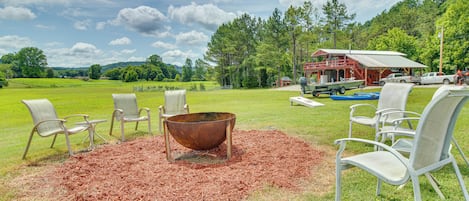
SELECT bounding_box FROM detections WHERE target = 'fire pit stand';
[163,112,236,162]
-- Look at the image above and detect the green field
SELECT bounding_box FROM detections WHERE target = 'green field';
[1,78,469,200]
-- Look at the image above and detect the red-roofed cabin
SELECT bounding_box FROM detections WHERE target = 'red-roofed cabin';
[303,49,427,86]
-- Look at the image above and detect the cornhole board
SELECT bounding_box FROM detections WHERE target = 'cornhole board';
[289,96,324,107]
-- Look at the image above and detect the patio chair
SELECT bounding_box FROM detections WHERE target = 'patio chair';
[110,93,151,141]
[22,99,92,159]
[381,85,469,165]
[159,89,189,133]
[335,87,469,200]
[348,83,414,138]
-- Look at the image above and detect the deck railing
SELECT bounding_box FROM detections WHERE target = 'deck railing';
[303,58,354,71]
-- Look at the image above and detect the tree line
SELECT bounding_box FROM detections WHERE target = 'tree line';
[1,0,468,89]
[0,48,213,84]
[205,0,468,88]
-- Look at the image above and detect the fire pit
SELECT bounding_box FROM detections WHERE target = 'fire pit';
[163,112,236,161]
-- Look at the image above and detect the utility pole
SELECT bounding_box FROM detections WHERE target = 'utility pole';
[438,27,444,75]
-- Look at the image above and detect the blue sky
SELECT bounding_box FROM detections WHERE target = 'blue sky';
[0,0,401,68]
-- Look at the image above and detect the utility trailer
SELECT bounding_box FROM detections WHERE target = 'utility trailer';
[300,79,365,97]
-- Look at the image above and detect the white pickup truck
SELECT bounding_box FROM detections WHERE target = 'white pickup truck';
[418,72,454,85]
[379,73,419,86]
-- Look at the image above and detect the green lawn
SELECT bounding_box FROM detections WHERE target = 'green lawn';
[1,79,468,200]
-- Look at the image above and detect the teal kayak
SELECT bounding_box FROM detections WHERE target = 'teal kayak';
[330,92,380,100]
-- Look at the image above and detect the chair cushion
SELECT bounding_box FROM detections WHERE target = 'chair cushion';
[350,116,377,127]
[342,151,409,185]
[123,116,148,122]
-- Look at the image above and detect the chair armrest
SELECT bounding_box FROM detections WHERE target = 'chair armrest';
[159,105,165,115]
[349,103,375,110]
[380,110,421,128]
[33,118,67,132]
[349,104,376,118]
[381,110,421,118]
[390,117,420,124]
[112,109,123,120]
[376,130,416,139]
[375,108,402,116]
[334,137,411,169]
[184,104,189,113]
[35,118,66,125]
[63,114,90,122]
[139,107,151,116]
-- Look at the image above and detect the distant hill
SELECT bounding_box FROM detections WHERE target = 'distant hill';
[101,61,145,71]
[52,61,183,73]
[52,61,145,71]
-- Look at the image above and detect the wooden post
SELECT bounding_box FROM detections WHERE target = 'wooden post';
[226,121,232,160]
[163,120,173,162]
[365,67,368,86]
[439,27,444,75]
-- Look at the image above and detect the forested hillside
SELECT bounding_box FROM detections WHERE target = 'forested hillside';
[205,0,467,88]
[1,0,467,89]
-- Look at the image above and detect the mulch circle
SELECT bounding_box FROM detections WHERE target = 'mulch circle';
[28,129,326,200]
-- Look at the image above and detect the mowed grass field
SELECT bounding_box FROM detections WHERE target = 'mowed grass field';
[1,78,469,200]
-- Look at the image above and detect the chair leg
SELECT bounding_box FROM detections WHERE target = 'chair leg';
[452,137,469,167]
[335,164,342,201]
[159,116,163,133]
[22,131,35,159]
[411,175,422,201]
[50,133,58,148]
[376,178,382,196]
[452,159,469,200]
[109,118,115,136]
[135,121,139,131]
[147,119,152,135]
[64,132,73,156]
[348,121,353,138]
[424,173,445,199]
[120,121,125,142]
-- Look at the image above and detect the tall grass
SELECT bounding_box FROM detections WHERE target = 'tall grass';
[1,79,468,200]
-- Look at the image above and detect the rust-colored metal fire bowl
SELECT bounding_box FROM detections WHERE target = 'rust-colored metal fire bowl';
[163,112,236,162]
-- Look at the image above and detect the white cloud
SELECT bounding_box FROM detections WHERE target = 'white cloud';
[96,21,106,30]
[1,0,71,6]
[121,49,136,54]
[0,6,36,20]
[126,56,145,62]
[74,19,91,30]
[168,2,237,30]
[112,6,168,36]
[35,24,55,30]
[0,35,34,49]
[70,42,101,54]
[151,41,176,50]
[45,43,103,67]
[175,31,209,46]
[109,37,132,45]
[162,49,198,65]
[1,0,113,7]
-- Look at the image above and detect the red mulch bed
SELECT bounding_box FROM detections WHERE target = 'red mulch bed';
[16,129,326,200]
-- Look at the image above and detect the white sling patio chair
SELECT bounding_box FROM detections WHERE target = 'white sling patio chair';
[381,85,469,166]
[22,99,92,159]
[158,89,189,133]
[348,82,414,138]
[335,88,469,200]
[110,93,151,141]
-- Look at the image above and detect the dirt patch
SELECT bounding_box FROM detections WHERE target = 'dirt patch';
[11,129,333,200]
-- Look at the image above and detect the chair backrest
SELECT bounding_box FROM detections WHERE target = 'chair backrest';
[22,99,62,136]
[112,94,139,119]
[377,83,414,120]
[378,83,414,110]
[432,85,465,100]
[410,88,469,170]
[164,90,187,115]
